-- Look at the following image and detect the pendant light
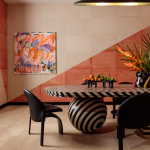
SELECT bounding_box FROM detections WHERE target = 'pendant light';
[74,0,150,6]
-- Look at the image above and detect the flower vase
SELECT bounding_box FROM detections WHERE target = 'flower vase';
[135,72,149,88]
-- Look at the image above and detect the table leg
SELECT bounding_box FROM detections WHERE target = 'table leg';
[68,98,107,133]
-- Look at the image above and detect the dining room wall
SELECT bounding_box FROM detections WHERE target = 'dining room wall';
[7,4,150,103]
[0,0,7,106]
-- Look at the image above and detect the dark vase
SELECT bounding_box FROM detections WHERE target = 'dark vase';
[135,72,149,88]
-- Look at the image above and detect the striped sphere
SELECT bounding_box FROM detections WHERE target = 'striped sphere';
[68,98,107,133]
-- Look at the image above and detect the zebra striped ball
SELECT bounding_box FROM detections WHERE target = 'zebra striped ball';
[68,98,107,133]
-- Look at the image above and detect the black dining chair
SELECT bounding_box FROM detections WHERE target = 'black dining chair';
[117,93,150,150]
[23,89,63,146]
[111,82,133,118]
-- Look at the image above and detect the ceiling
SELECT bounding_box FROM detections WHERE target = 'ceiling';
[4,0,77,4]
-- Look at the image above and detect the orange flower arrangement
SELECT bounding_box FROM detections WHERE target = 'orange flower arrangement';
[113,31,150,73]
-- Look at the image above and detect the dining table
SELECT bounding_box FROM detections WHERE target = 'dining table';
[44,84,150,136]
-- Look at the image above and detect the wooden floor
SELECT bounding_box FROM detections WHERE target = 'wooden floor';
[0,105,150,150]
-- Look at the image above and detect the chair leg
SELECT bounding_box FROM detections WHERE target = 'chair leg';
[123,127,125,138]
[56,116,63,135]
[40,121,45,146]
[48,113,63,135]
[117,126,125,139]
[113,97,116,119]
[29,117,31,134]
[118,126,123,150]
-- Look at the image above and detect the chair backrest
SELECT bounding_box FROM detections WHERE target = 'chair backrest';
[118,93,150,129]
[23,89,45,122]
[118,82,133,84]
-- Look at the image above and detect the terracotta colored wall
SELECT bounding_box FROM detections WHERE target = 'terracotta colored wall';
[0,0,7,106]
[7,4,150,103]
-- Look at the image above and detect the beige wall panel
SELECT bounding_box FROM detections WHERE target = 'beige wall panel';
[15,4,41,19]
[41,4,65,19]
[57,34,66,52]
[66,18,91,35]
[117,18,141,35]
[66,51,92,69]
[0,87,7,106]
[92,18,117,34]
[8,68,15,86]
[15,18,41,32]
[142,6,150,17]
[66,35,91,52]
[117,34,131,43]
[66,4,91,18]
[117,6,141,18]
[7,35,14,53]
[40,68,65,84]
[92,34,117,52]
[91,6,117,18]
[8,86,15,101]
[57,52,66,68]
[141,18,150,30]
[41,18,65,35]
[15,85,38,98]
[7,52,14,69]
[15,75,41,86]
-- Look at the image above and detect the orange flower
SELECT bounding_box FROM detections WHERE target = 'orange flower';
[124,52,132,57]
[117,46,124,53]
[134,53,137,59]
[132,61,138,66]
[127,57,133,60]
[139,67,143,72]
[124,63,133,67]
[119,53,124,56]
[131,67,139,71]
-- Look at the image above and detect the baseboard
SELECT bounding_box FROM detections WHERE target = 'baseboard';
[0,103,8,110]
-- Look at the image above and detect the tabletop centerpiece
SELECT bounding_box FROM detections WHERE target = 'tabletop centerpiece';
[113,31,150,88]
[84,73,116,88]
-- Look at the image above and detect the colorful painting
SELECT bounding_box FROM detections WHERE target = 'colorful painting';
[14,32,56,74]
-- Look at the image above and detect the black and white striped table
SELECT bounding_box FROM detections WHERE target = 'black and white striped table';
[44,84,150,134]
[44,84,148,98]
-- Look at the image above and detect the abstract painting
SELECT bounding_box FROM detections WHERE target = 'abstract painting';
[14,32,56,74]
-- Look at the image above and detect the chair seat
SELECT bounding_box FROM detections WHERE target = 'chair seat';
[44,104,63,113]
[111,110,118,116]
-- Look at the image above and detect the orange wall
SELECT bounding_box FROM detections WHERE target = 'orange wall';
[0,0,7,106]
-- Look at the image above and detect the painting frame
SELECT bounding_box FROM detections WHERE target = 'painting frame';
[14,32,57,75]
